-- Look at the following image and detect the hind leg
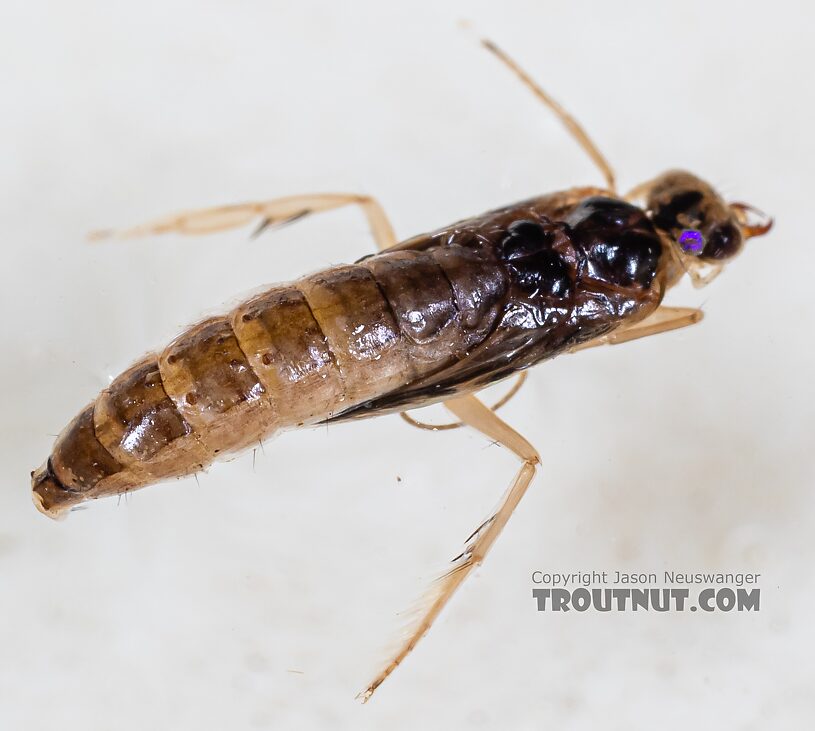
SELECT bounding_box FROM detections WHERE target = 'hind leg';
[90,192,397,252]
[360,394,540,701]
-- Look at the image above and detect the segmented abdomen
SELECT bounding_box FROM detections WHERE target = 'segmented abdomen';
[31,244,508,518]
[33,188,663,518]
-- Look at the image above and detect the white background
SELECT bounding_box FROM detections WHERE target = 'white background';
[2,1,814,728]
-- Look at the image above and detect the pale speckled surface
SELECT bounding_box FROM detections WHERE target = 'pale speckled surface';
[1,1,814,728]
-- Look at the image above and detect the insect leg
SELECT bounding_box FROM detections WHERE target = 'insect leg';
[482,39,616,192]
[90,193,397,252]
[360,394,539,702]
[399,371,528,431]
[570,306,704,352]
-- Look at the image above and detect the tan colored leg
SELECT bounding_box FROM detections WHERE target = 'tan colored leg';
[399,371,528,432]
[360,394,540,702]
[90,193,397,252]
[686,262,724,289]
[482,39,616,192]
[569,306,704,352]
[365,306,700,697]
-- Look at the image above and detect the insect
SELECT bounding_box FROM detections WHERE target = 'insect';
[30,41,772,700]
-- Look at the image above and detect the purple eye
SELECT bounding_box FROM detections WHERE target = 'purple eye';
[679,229,704,253]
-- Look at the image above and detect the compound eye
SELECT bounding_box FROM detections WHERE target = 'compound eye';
[702,221,743,260]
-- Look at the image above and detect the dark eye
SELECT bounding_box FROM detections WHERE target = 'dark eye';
[702,222,742,260]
